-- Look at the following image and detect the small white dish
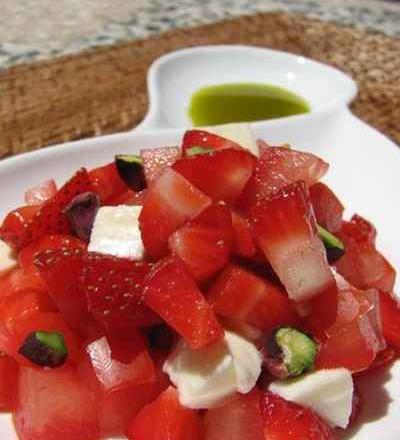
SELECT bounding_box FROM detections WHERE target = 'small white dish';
[0,46,399,440]
[137,45,357,131]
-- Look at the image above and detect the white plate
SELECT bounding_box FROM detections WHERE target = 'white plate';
[0,47,399,439]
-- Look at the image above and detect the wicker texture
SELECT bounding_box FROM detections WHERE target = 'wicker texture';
[0,12,399,158]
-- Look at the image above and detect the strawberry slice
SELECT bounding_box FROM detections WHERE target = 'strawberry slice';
[144,254,224,349]
[250,181,334,302]
[379,291,400,352]
[79,253,159,332]
[208,264,299,331]
[231,212,257,259]
[139,168,211,260]
[309,182,344,233]
[127,387,203,440]
[34,246,89,335]
[239,147,328,211]
[168,203,233,282]
[182,129,244,154]
[1,169,93,251]
[173,148,256,205]
[336,216,396,292]
[0,206,39,250]
[261,391,336,440]
[141,147,181,185]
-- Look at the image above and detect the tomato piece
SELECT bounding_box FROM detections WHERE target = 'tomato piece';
[205,390,264,440]
[0,354,18,411]
[127,387,203,440]
[89,162,128,204]
[25,179,57,206]
[15,366,99,440]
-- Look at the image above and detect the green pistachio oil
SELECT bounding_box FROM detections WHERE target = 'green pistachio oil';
[189,82,310,126]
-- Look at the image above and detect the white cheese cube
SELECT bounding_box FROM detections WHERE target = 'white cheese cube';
[88,205,144,260]
[164,330,262,409]
[269,368,354,428]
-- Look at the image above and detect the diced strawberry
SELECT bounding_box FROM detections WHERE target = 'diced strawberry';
[182,129,244,154]
[139,168,211,259]
[109,189,145,206]
[144,254,224,349]
[173,148,256,205]
[205,389,264,440]
[15,366,100,440]
[0,267,47,298]
[149,349,171,401]
[2,169,93,251]
[25,179,57,206]
[141,147,181,184]
[315,276,383,372]
[126,386,203,440]
[309,182,344,233]
[89,162,128,204]
[79,253,158,332]
[250,181,334,302]
[379,291,400,352]
[0,354,18,411]
[363,346,396,373]
[209,264,298,331]
[336,216,396,292]
[0,205,39,249]
[169,203,233,281]
[261,391,336,440]
[19,233,86,276]
[239,147,329,211]
[34,246,89,335]
[231,212,257,259]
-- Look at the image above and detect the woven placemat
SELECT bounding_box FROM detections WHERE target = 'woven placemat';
[0,12,399,158]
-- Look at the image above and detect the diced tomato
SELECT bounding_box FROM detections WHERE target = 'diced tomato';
[19,233,86,276]
[315,277,383,372]
[209,264,298,331]
[15,366,100,440]
[173,148,256,205]
[79,253,158,332]
[205,389,264,440]
[25,179,57,206]
[379,291,400,352]
[141,146,181,184]
[89,162,128,204]
[126,386,203,440]
[0,206,39,249]
[239,146,329,212]
[144,254,224,349]
[336,217,396,292]
[309,182,344,233]
[182,129,244,154]
[261,391,335,440]
[85,332,155,393]
[231,212,257,259]
[0,354,18,411]
[169,203,233,281]
[250,181,334,302]
[139,168,211,260]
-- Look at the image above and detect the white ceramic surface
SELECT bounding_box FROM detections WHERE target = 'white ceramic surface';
[0,47,399,440]
[137,45,357,131]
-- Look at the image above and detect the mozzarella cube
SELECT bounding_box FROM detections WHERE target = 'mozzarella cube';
[0,240,17,274]
[269,368,354,428]
[206,123,259,156]
[88,205,144,260]
[164,330,262,409]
